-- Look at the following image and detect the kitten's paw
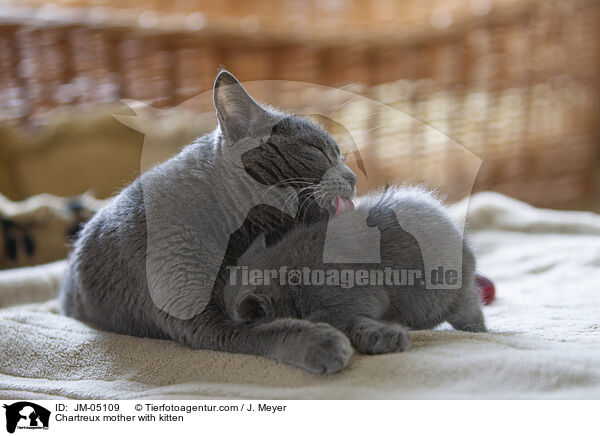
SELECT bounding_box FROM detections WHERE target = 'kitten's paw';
[352,323,410,354]
[298,326,353,375]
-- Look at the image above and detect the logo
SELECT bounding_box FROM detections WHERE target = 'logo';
[3,402,50,434]
[114,71,481,318]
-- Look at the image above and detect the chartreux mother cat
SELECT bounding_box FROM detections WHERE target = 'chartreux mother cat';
[60,71,359,374]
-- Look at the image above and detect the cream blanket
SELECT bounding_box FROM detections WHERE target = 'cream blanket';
[1,192,599,399]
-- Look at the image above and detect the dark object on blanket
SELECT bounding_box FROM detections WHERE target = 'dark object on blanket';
[0,193,107,269]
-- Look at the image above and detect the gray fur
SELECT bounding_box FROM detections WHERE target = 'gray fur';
[59,71,357,374]
[225,186,486,367]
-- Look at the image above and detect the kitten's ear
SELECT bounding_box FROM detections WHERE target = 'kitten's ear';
[231,292,273,324]
[213,70,267,143]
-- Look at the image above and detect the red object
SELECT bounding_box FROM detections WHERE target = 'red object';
[475,273,496,305]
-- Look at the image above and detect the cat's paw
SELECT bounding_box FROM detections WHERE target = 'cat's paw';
[298,326,353,375]
[352,323,410,354]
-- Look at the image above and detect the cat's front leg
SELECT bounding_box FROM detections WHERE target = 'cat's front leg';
[178,311,353,374]
[266,320,354,374]
[344,316,411,355]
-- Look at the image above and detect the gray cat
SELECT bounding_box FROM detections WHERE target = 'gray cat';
[224,186,486,372]
[60,71,359,373]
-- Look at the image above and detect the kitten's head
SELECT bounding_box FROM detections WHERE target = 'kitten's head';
[213,70,357,220]
[223,231,318,324]
[223,233,294,324]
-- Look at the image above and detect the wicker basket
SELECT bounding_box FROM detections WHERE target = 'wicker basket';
[1,0,599,207]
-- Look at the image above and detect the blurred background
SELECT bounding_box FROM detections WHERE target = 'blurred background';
[1,0,599,268]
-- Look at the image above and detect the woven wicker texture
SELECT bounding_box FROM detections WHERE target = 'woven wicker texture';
[1,0,599,206]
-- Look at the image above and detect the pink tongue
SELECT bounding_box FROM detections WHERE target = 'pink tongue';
[335,196,355,217]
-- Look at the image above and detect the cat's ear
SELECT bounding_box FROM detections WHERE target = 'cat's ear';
[230,292,273,324]
[213,70,267,143]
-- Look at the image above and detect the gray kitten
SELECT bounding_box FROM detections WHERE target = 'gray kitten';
[60,71,359,373]
[224,186,486,371]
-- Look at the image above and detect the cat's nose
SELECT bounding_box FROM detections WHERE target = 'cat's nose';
[342,169,357,189]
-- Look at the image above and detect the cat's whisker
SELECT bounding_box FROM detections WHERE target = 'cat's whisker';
[265,190,298,209]
[297,192,315,214]
[263,186,303,212]
[299,189,322,213]
[316,191,330,209]
[282,186,313,212]
[262,178,318,195]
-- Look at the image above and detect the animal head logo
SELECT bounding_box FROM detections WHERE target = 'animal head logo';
[3,402,50,434]
[114,71,482,319]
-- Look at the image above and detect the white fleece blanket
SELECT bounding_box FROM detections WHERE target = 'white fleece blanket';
[1,192,599,399]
